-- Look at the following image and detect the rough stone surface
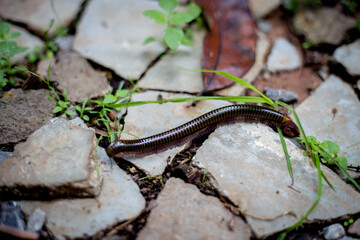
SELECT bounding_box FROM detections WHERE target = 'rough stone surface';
[334,40,360,76]
[73,0,165,79]
[249,0,281,19]
[18,148,145,240]
[266,37,301,72]
[26,208,46,233]
[296,75,360,178]
[215,31,270,96]
[192,122,360,238]
[0,118,102,199]
[0,89,56,144]
[121,91,229,175]
[348,218,360,237]
[323,223,345,240]
[138,27,205,93]
[137,178,251,240]
[264,87,298,103]
[49,52,112,102]
[0,0,83,35]
[9,25,44,63]
[293,8,355,45]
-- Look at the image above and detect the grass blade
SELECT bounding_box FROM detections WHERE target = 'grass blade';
[276,125,294,185]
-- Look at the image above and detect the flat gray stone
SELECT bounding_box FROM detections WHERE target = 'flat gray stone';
[266,37,301,72]
[0,118,102,199]
[138,27,205,93]
[293,8,355,45]
[0,89,56,144]
[249,0,281,19]
[334,40,360,76]
[121,91,229,175]
[26,208,46,233]
[323,223,345,240]
[0,151,11,164]
[264,87,298,103]
[296,75,360,178]
[49,52,112,102]
[73,0,165,80]
[9,25,44,63]
[18,148,145,240]
[0,0,82,35]
[137,178,251,240]
[192,122,360,238]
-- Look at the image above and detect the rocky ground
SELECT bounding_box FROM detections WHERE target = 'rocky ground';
[0,0,359,239]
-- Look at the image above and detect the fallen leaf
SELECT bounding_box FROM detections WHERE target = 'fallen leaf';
[196,0,257,91]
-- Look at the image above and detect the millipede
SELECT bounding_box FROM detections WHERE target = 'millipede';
[106,104,300,158]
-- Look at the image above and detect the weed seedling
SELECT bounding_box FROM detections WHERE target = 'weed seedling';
[143,0,202,51]
[0,21,28,88]
[75,98,92,122]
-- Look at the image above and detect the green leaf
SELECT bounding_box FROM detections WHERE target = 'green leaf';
[83,115,90,121]
[115,89,129,98]
[143,10,167,25]
[65,109,74,116]
[14,46,28,55]
[33,45,42,52]
[181,36,193,46]
[0,21,11,36]
[103,94,117,104]
[58,100,68,109]
[306,136,317,144]
[8,32,21,39]
[320,140,340,156]
[164,27,184,51]
[334,156,347,171]
[170,12,191,25]
[0,41,17,57]
[143,37,156,45]
[84,107,93,111]
[28,52,37,63]
[0,70,3,81]
[187,2,202,21]
[159,0,179,13]
[53,106,62,113]
[74,105,82,112]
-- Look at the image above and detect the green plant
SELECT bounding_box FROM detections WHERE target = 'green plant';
[16,63,74,116]
[143,0,202,51]
[344,218,354,227]
[27,19,68,63]
[75,98,92,121]
[0,21,28,88]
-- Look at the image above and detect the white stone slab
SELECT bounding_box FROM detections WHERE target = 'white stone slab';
[18,148,145,240]
[334,40,360,76]
[0,0,82,35]
[73,0,165,80]
[193,122,360,238]
[295,75,360,178]
[138,178,251,240]
[138,27,205,93]
[120,91,229,175]
[266,37,301,72]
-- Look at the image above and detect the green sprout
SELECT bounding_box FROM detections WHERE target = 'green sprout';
[143,0,202,51]
[0,21,28,88]
[75,98,92,122]
[16,63,74,116]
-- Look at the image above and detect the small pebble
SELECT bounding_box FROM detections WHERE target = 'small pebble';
[264,88,298,103]
[26,208,46,233]
[323,223,345,240]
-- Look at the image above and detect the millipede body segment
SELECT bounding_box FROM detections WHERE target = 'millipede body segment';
[106,105,300,158]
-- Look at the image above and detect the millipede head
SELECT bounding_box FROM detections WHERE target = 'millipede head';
[279,118,300,138]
